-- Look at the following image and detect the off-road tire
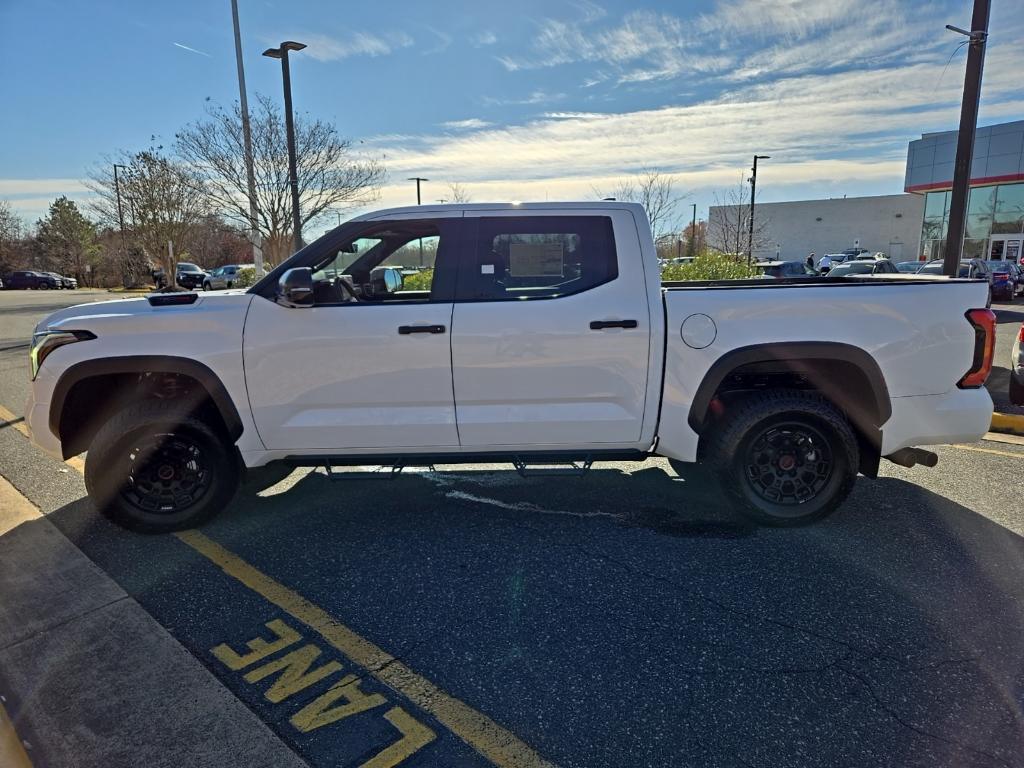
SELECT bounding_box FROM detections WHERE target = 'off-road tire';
[706,390,859,527]
[85,401,239,533]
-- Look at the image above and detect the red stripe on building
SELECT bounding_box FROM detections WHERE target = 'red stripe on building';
[905,173,1024,194]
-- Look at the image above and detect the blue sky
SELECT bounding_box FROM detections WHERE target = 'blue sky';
[2,0,1023,234]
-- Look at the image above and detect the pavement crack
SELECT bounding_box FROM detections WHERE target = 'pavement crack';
[835,663,1013,768]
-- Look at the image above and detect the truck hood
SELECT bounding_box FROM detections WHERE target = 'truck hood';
[35,292,254,335]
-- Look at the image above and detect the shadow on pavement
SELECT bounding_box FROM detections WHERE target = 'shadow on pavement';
[29,464,1024,768]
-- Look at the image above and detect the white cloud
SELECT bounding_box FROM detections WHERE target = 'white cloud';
[471,30,497,47]
[482,89,566,106]
[440,118,492,130]
[291,31,414,62]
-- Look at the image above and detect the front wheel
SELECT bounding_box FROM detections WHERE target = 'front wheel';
[707,391,859,527]
[202,282,210,291]
[85,401,240,533]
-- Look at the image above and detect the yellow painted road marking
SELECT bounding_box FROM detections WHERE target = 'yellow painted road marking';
[950,443,1024,460]
[0,404,86,473]
[174,529,556,768]
[0,697,34,768]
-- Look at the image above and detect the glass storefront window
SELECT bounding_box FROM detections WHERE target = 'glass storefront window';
[962,238,987,258]
[965,213,992,239]
[924,191,948,220]
[967,185,997,218]
[994,183,1024,233]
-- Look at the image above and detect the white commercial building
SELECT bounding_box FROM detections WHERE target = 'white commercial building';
[709,193,925,263]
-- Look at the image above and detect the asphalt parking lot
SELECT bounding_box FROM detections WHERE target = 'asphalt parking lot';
[2,288,1024,767]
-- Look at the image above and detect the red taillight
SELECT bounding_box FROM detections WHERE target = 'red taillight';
[1018,325,1024,344]
[958,308,997,388]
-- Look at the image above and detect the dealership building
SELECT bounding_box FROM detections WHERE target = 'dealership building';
[905,119,1024,263]
[709,119,1024,264]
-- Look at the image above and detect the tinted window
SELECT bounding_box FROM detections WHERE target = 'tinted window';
[464,216,617,301]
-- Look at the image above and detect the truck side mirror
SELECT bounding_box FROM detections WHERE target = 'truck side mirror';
[276,268,314,308]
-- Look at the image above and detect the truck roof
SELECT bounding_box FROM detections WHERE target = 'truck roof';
[350,201,647,221]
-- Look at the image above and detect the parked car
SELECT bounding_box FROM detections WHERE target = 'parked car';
[986,260,1021,300]
[755,260,817,278]
[45,272,77,289]
[203,264,253,291]
[895,261,925,273]
[5,270,61,289]
[1011,323,1024,405]
[826,259,900,276]
[175,262,207,290]
[853,252,888,261]
[916,259,993,305]
[26,201,995,533]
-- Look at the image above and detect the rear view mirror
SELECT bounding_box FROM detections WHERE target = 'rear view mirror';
[276,268,314,308]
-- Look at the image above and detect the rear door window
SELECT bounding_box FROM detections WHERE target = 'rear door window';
[460,216,617,301]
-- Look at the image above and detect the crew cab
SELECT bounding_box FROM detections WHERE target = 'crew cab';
[25,202,996,532]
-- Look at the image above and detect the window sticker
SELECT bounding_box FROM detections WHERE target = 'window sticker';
[481,264,495,274]
[508,242,564,277]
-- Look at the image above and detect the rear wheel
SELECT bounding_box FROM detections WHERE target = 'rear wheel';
[707,390,858,526]
[85,401,239,533]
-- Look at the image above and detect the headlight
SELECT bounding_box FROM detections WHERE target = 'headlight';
[30,330,95,380]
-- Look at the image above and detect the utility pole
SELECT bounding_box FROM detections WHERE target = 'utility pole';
[407,177,428,265]
[263,41,307,255]
[748,155,770,264]
[231,0,264,276]
[689,202,697,257]
[407,177,428,205]
[942,1,991,277]
[112,163,128,252]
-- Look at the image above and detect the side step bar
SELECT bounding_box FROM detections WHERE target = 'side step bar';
[884,447,939,468]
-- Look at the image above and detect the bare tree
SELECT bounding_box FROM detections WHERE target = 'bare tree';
[87,148,209,278]
[0,201,23,275]
[706,175,772,257]
[175,96,386,264]
[595,168,685,240]
[446,182,472,203]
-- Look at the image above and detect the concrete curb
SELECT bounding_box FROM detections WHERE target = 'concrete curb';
[0,476,306,768]
[991,412,1024,436]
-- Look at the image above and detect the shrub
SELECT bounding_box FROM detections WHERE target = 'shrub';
[661,252,761,281]
[400,269,433,291]
[234,266,258,288]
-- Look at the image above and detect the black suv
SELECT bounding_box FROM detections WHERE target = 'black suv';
[175,262,207,289]
[5,270,61,289]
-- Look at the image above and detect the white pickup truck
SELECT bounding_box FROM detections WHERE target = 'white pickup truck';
[26,202,996,532]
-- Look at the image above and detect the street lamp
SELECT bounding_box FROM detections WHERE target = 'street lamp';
[407,177,429,205]
[263,40,307,255]
[689,202,697,257]
[748,154,770,264]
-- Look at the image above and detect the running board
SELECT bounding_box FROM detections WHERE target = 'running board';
[511,455,594,477]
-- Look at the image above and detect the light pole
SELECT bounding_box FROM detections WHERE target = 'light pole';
[407,177,428,265]
[748,154,770,264]
[231,0,263,276]
[407,177,428,205]
[689,202,697,257]
[942,2,991,276]
[263,40,306,255]
[112,163,129,253]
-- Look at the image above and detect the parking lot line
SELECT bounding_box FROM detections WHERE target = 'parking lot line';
[174,529,556,768]
[0,405,85,473]
[950,443,1024,460]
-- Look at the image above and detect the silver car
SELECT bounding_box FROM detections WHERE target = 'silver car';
[202,264,252,291]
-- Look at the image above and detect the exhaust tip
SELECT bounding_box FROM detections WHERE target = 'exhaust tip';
[885,447,939,469]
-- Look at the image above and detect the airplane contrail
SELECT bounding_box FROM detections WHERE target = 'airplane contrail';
[173,42,211,57]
